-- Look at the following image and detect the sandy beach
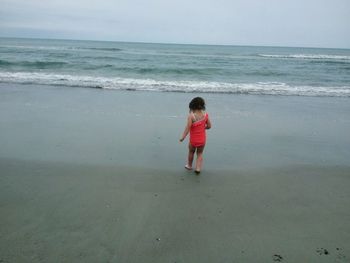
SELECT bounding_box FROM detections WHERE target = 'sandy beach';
[1,159,349,262]
[1,83,350,262]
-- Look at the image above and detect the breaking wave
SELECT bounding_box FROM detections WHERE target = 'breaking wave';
[0,71,349,97]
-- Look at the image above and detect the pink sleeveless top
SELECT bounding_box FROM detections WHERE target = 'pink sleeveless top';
[190,112,208,147]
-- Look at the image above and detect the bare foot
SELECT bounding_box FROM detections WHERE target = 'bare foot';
[185,164,192,170]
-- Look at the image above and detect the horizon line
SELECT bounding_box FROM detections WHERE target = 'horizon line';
[0,36,349,50]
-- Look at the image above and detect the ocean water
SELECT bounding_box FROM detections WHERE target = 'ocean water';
[0,37,350,97]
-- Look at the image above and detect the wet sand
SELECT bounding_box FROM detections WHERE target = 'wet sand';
[1,83,350,262]
[1,159,349,262]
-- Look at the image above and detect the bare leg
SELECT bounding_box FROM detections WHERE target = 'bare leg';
[195,145,205,172]
[187,143,196,169]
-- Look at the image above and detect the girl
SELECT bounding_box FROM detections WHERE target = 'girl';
[180,97,212,174]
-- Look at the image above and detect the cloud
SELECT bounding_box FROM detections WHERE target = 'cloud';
[0,0,349,48]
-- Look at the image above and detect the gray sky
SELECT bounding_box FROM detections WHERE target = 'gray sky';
[0,0,349,48]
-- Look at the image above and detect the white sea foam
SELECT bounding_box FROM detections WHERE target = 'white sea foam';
[0,71,349,97]
[258,54,350,60]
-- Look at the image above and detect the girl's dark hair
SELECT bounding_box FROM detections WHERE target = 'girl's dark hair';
[189,97,206,111]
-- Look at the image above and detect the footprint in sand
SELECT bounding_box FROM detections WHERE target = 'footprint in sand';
[336,248,346,261]
[272,254,283,262]
[316,248,329,255]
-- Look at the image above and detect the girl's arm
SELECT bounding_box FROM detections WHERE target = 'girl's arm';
[206,115,212,129]
[179,115,192,142]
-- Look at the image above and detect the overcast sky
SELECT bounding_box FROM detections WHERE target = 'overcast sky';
[0,0,349,48]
